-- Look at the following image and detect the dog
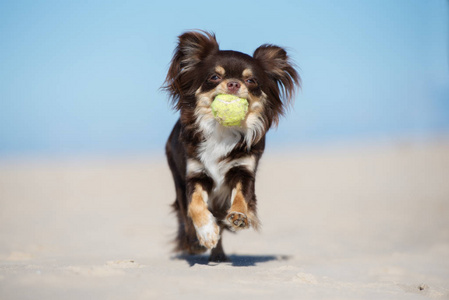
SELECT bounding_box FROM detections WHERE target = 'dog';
[163,30,300,262]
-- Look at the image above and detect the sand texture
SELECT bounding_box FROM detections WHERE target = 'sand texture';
[1,142,448,299]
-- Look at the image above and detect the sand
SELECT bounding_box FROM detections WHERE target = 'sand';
[1,141,448,299]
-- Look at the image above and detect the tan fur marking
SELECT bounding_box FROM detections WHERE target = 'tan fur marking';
[242,68,253,78]
[215,66,225,76]
[247,91,266,112]
[230,183,248,214]
[227,182,260,230]
[187,184,209,227]
[187,184,220,249]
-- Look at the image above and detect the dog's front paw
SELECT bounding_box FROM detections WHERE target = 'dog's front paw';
[226,212,248,230]
[195,216,220,249]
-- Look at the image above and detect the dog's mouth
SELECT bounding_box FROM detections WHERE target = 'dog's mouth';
[210,94,249,127]
[195,84,267,131]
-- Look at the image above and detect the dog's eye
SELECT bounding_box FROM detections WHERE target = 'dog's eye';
[245,78,257,85]
[208,74,222,82]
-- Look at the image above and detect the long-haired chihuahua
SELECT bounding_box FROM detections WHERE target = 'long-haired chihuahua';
[163,30,300,262]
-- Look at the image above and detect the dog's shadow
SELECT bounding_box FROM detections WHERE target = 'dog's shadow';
[174,254,291,267]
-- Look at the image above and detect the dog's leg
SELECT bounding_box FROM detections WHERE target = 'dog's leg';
[166,121,208,254]
[225,166,260,231]
[187,183,220,249]
[174,206,207,254]
[171,173,207,254]
[227,182,249,229]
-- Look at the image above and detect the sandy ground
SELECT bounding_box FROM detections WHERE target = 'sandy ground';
[0,141,448,299]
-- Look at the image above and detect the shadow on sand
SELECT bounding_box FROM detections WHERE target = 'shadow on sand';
[174,254,291,267]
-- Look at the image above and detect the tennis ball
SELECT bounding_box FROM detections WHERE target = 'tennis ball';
[211,94,248,127]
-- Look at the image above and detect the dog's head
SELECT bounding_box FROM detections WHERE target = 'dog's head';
[163,30,300,144]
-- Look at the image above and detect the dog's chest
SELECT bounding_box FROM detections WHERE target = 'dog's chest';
[198,129,240,192]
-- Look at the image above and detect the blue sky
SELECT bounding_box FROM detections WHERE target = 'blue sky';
[1,0,448,157]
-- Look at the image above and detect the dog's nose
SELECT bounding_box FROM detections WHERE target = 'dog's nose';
[227,81,241,94]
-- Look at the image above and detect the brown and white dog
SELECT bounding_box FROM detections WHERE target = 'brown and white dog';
[163,30,300,262]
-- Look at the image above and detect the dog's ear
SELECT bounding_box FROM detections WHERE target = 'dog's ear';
[175,31,219,71]
[164,31,219,108]
[253,45,300,113]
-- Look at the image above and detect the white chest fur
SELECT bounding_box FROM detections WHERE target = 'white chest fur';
[190,116,256,207]
[198,126,241,192]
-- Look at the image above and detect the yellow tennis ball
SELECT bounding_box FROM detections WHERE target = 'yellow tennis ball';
[211,94,248,127]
